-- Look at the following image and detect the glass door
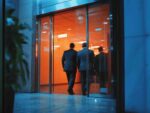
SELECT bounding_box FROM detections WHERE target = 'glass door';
[38,16,52,93]
[53,8,86,95]
[87,2,114,98]
[37,2,115,98]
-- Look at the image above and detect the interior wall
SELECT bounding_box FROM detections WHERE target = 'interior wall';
[52,3,112,85]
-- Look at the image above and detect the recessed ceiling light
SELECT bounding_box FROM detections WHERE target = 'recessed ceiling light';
[42,31,47,34]
[107,17,110,20]
[78,15,84,21]
[95,28,103,31]
[89,46,100,49]
[77,41,86,44]
[67,28,72,31]
[58,34,68,38]
[103,22,108,25]
[54,45,60,48]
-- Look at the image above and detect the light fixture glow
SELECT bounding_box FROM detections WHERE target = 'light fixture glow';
[57,34,68,38]
[78,15,84,21]
[94,99,97,103]
[44,47,49,52]
[95,28,103,31]
[89,46,100,49]
[77,41,86,44]
[42,31,47,34]
[103,22,108,25]
[67,28,72,31]
[107,17,110,20]
[54,45,60,48]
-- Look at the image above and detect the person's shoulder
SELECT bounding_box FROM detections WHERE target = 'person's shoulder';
[72,49,77,53]
[77,50,82,55]
[89,49,94,54]
[66,49,71,52]
[95,54,99,57]
[63,50,69,54]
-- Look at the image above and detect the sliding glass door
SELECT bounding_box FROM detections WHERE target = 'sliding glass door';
[37,2,115,98]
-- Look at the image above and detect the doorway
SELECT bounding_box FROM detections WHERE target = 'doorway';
[36,2,115,98]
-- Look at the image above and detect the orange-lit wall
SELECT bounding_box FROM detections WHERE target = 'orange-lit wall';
[39,4,112,86]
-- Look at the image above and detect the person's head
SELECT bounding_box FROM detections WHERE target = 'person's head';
[70,43,75,49]
[98,46,103,52]
[82,42,87,48]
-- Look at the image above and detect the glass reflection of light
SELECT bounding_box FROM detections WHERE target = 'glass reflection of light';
[54,45,60,50]
[42,31,47,34]
[77,41,86,44]
[95,28,103,31]
[57,33,68,38]
[44,47,49,52]
[103,22,108,25]
[89,46,99,49]
[94,99,97,103]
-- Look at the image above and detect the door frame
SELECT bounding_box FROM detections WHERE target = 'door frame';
[36,16,54,93]
[36,0,124,112]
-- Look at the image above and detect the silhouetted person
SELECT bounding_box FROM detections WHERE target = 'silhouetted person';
[77,43,94,95]
[62,43,77,95]
[94,46,108,94]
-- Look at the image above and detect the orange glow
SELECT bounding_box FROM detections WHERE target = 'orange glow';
[39,4,112,93]
[40,17,50,85]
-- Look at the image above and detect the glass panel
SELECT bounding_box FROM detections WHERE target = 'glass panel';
[88,2,113,98]
[53,8,86,94]
[40,16,50,93]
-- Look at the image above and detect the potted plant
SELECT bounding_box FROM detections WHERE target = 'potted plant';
[4,9,29,113]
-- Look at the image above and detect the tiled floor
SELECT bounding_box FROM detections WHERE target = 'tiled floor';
[40,83,112,95]
[14,93,116,113]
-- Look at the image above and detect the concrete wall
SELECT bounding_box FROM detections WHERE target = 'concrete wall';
[17,0,34,92]
[38,0,98,15]
[145,0,150,112]
[124,0,150,112]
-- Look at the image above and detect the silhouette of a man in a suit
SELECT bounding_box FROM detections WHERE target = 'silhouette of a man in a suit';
[77,43,94,95]
[94,46,108,93]
[62,43,77,95]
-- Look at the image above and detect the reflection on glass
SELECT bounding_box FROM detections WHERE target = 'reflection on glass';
[40,17,50,93]
[88,3,113,98]
[53,8,86,94]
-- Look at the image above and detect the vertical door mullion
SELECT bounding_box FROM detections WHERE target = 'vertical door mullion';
[37,19,41,92]
[49,15,54,93]
[52,16,54,93]
[86,6,90,97]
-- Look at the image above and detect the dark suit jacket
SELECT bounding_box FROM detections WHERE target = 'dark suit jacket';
[62,49,77,71]
[94,52,107,73]
[77,48,94,71]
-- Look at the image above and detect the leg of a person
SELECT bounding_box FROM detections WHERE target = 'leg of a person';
[66,71,70,83]
[66,71,74,94]
[87,71,93,95]
[104,71,108,87]
[80,71,86,94]
[69,71,76,90]
[100,72,105,88]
